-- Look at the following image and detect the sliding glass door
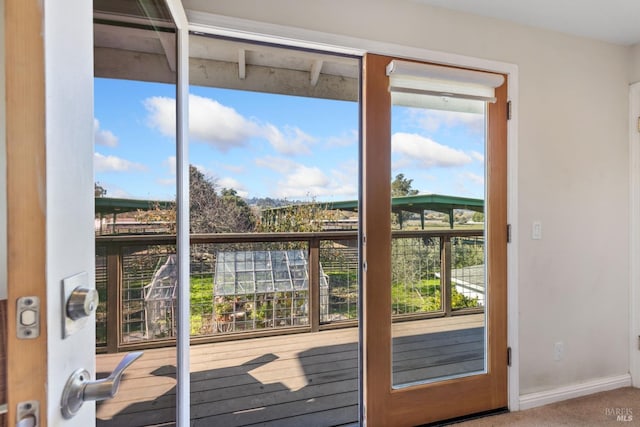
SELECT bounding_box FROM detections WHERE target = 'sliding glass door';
[185,35,362,426]
[91,13,507,424]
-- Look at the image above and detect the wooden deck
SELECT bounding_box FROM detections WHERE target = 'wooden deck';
[96,314,484,427]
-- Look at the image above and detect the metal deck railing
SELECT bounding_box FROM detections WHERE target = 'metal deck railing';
[95,230,484,353]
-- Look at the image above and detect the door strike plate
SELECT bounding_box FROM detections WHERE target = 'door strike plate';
[17,297,40,339]
[17,400,39,427]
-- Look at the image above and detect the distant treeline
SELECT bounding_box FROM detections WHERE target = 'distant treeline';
[246,197,306,208]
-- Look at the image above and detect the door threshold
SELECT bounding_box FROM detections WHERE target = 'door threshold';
[419,407,510,426]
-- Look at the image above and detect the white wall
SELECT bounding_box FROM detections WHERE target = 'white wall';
[0,0,6,301]
[183,0,632,396]
[44,0,95,424]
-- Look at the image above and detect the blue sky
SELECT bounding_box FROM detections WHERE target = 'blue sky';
[94,78,485,202]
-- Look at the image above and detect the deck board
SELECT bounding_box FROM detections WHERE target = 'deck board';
[97,314,483,427]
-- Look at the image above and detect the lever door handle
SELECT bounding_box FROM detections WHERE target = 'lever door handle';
[83,351,142,401]
[60,351,143,419]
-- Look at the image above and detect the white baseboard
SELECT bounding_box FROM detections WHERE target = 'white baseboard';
[519,374,632,411]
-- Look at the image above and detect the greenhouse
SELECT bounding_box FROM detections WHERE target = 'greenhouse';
[213,249,329,330]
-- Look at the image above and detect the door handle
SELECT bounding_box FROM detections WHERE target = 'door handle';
[60,351,143,419]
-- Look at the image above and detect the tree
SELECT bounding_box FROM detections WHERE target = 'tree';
[189,166,256,233]
[472,212,485,223]
[136,166,256,234]
[391,173,419,228]
[135,202,177,233]
[391,173,419,197]
[221,188,255,231]
[256,197,339,233]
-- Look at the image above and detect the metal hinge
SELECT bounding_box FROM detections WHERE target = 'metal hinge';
[507,224,512,243]
[637,117,640,133]
[0,403,7,414]
[507,101,512,120]
[507,347,512,366]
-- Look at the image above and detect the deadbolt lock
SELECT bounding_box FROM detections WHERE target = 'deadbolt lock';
[62,272,98,338]
[67,287,99,320]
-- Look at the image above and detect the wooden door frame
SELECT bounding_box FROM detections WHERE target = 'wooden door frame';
[362,53,508,426]
[5,0,48,426]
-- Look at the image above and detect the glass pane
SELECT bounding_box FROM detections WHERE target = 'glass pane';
[390,92,487,388]
[93,1,179,424]
[188,35,361,425]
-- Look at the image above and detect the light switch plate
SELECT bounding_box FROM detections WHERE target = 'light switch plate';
[532,221,542,240]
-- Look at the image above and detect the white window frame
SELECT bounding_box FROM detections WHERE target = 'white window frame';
[165,1,191,425]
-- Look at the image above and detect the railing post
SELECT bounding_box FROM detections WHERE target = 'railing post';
[106,243,121,353]
[309,237,321,332]
[440,236,452,316]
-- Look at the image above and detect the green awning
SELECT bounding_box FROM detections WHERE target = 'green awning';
[262,194,484,229]
[95,197,175,215]
[323,194,483,215]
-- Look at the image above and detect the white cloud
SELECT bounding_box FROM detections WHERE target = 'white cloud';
[94,119,118,147]
[94,153,146,173]
[189,95,261,149]
[470,151,484,162]
[144,94,260,151]
[392,132,472,168]
[144,96,176,137]
[107,187,132,198]
[409,109,485,134]
[164,156,176,176]
[218,177,249,198]
[157,156,177,187]
[255,156,299,173]
[221,163,245,174]
[193,163,215,179]
[454,172,485,197]
[263,124,315,155]
[460,171,484,186]
[270,160,357,199]
[157,178,176,186]
[145,94,319,156]
[285,166,329,188]
[325,129,358,147]
[162,157,212,180]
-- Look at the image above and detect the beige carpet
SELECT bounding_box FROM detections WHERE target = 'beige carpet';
[454,387,640,426]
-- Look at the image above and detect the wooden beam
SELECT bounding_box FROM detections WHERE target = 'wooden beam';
[190,58,358,101]
[238,49,246,80]
[158,32,177,72]
[310,59,323,86]
[6,0,48,425]
[94,47,175,84]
